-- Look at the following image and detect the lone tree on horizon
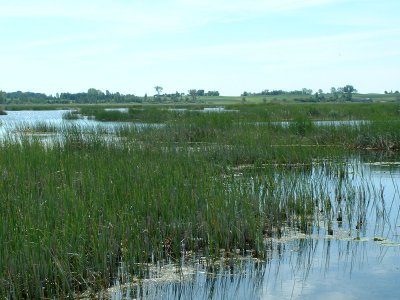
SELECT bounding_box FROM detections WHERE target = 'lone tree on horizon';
[154,86,163,96]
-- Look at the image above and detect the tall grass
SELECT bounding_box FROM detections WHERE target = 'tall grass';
[62,111,81,120]
[70,102,400,123]
[0,108,399,298]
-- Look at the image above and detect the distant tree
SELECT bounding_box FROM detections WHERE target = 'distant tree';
[144,93,148,102]
[188,89,197,101]
[206,90,220,96]
[330,87,338,101]
[302,88,313,95]
[315,89,325,101]
[87,88,101,102]
[343,85,356,94]
[242,91,249,97]
[0,90,6,104]
[196,89,205,97]
[343,85,357,101]
[154,86,163,96]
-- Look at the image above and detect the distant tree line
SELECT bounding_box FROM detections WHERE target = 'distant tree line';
[0,89,142,104]
[151,87,220,103]
[384,90,399,94]
[242,85,363,102]
[241,88,313,97]
[0,87,221,104]
[1,85,398,105]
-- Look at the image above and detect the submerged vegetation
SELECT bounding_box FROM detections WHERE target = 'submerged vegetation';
[0,102,399,298]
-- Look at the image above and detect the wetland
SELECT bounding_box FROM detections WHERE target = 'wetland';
[0,102,400,299]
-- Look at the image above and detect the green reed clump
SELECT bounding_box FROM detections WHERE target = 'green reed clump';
[14,121,58,133]
[62,111,81,120]
[73,102,400,126]
[128,107,179,123]
[289,116,314,136]
[353,121,400,150]
[224,102,400,122]
[77,106,178,123]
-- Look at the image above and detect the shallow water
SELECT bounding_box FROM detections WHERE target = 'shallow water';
[102,160,400,300]
[0,110,158,138]
[104,108,129,113]
[0,110,92,128]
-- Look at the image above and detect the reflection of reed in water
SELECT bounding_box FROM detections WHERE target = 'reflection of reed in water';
[106,160,400,300]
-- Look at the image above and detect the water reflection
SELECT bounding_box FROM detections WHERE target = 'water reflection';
[105,237,399,299]
[0,110,161,140]
[102,162,400,300]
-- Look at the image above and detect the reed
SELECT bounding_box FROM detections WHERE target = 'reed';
[0,106,398,298]
[62,111,81,120]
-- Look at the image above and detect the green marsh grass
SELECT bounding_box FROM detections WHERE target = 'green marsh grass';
[75,102,400,124]
[62,111,81,120]
[14,122,58,134]
[1,107,399,298]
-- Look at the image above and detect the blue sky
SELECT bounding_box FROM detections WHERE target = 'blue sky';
[1,0,399,96]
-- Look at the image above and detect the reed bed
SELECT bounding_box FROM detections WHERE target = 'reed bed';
[0,108,398,298]
[14,122,59,134]
[62,111,81,120]
[74,102,400,123]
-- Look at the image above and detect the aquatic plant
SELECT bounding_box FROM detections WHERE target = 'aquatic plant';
[0,106,399,298]
[62,111,81,120]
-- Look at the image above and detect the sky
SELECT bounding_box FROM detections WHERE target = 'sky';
[1,0,399,96]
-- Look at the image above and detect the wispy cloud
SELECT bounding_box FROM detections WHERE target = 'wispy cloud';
[0,0,340,30]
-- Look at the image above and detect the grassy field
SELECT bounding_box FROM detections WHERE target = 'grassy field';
[1,103,399,298]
